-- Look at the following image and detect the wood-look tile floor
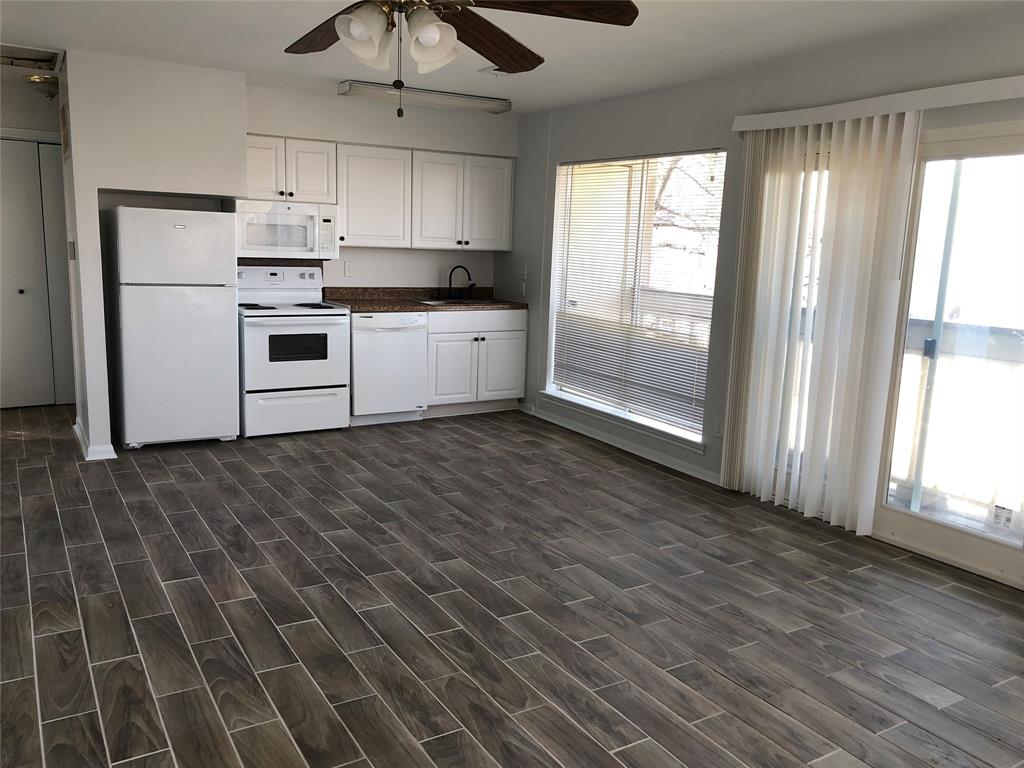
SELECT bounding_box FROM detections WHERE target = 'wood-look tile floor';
[2,404,1023,768]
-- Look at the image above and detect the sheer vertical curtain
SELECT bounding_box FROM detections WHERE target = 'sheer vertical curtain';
[725,112,920,534]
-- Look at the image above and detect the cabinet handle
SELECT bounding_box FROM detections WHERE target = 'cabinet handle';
[339,236,345,242]
[480,336,486,342]
[456,240,463,245]
[473,337,479,342]
[464,241,470,246]
[278,190,285,196]
[18,289,25,294]
[287,191,295,197]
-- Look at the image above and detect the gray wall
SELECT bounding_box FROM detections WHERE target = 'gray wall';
[495,5,1024,482]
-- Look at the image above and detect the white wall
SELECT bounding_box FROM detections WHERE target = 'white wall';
[61,51,247,459]
[1,68,59,132]
[247,85,517,290]
[497,5,1024,483]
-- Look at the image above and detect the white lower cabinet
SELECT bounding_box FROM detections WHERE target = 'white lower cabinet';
[426,310,527,406]
[477,331,526,401]
[428,333,479,405]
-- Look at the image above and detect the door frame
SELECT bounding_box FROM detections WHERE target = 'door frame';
[872,123,1024,588]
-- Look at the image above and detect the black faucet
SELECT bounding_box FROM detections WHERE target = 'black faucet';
[448,265,476,299]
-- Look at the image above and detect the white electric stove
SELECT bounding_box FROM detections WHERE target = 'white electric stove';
[237,266,350,436]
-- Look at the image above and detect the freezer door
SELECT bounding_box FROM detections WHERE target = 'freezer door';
[116,207,236,286]
[119,285,239,446]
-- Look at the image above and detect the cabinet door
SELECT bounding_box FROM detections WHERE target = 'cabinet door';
[338,145,411,247]
[246,135,286,200]
[462,155,513,251]
[477,331,525,401]
[412,151,464,249]
[286,139,337,203]
[428,332,479,405]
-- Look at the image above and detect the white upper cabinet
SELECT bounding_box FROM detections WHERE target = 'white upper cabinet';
[412,150,513,251]
[245,135,286,200]
[462,155,513,251]
[286,139,337,204]
[338,145,411,248]
[246,135,336,204]
[412,151,465,249]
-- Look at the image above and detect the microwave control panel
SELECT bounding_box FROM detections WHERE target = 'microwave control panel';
[319,216,337,254]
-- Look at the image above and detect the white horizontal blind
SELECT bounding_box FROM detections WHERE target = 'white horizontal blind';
[550,151,727,437]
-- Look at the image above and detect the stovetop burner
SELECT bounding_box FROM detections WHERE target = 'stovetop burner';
[294,302,335,309]
[239,303,276,310]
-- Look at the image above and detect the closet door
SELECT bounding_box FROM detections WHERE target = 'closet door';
[1,139,55,407]
[39,143,74,404]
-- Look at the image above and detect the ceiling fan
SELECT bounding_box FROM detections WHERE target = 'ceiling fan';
[286,0,638,115]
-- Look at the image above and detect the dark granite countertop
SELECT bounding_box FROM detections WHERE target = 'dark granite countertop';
[324,287,527,313]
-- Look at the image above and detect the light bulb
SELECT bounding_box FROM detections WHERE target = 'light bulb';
[417,25,441,48]
[349,18,370,42]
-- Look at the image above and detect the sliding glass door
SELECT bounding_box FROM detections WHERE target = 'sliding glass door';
[885,149,1024,548]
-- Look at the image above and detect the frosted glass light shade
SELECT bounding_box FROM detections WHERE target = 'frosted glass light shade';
[407,8,457,73]
[337,4,389,60]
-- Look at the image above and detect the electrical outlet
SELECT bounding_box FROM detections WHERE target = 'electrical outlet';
[343,261,354,277]
[713,416,725,438]
[519,279,526,297]
[517,264,527,280]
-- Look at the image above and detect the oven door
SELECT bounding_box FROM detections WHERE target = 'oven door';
[236,202,320,259]
[243,315,350,392]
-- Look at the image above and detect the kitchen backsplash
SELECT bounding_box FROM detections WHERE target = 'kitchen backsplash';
[324,286,495,301]
[321,248,494,288]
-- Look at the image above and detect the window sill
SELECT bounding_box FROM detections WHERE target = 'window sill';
[539,388,705,455]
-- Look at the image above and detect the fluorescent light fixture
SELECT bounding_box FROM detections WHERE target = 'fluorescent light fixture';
[337,80,512,114]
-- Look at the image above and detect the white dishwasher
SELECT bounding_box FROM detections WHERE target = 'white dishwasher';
[351,313,429,416]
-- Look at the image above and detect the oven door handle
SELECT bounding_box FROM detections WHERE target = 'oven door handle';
[244,317,349,327]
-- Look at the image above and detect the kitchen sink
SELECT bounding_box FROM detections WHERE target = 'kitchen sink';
[418,299,503,306]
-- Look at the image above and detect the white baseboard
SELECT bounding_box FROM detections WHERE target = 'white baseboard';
[873,505,1024,589]
[424,400,519,419]
[74,418,118,461]
[528,400,721,486]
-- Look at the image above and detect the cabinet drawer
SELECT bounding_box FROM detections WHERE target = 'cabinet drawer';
[427,309,527,334]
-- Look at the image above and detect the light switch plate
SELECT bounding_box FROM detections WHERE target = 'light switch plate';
[344,261,354,277]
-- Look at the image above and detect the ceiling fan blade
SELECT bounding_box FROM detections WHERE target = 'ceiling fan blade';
[445,7,544,73]
[285,2,370,54]
[470,0,638,26]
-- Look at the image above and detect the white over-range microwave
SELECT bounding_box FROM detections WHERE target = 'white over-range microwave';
[236,200,339,260]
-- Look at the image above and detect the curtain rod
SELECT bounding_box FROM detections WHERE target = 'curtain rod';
[732,75,1024,132]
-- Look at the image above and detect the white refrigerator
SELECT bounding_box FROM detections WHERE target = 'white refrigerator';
[114,207,239,448]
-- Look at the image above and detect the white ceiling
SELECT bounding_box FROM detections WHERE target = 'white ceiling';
[0,0,1005,113]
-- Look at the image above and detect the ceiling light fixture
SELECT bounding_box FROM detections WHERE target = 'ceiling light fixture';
[407,8,457,74]
[336,3,394,71]
[329,1,471,117]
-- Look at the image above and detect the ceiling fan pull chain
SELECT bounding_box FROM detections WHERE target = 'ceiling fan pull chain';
[395,6,405,118]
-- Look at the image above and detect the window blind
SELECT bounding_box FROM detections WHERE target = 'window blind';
[549,151,727,438]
